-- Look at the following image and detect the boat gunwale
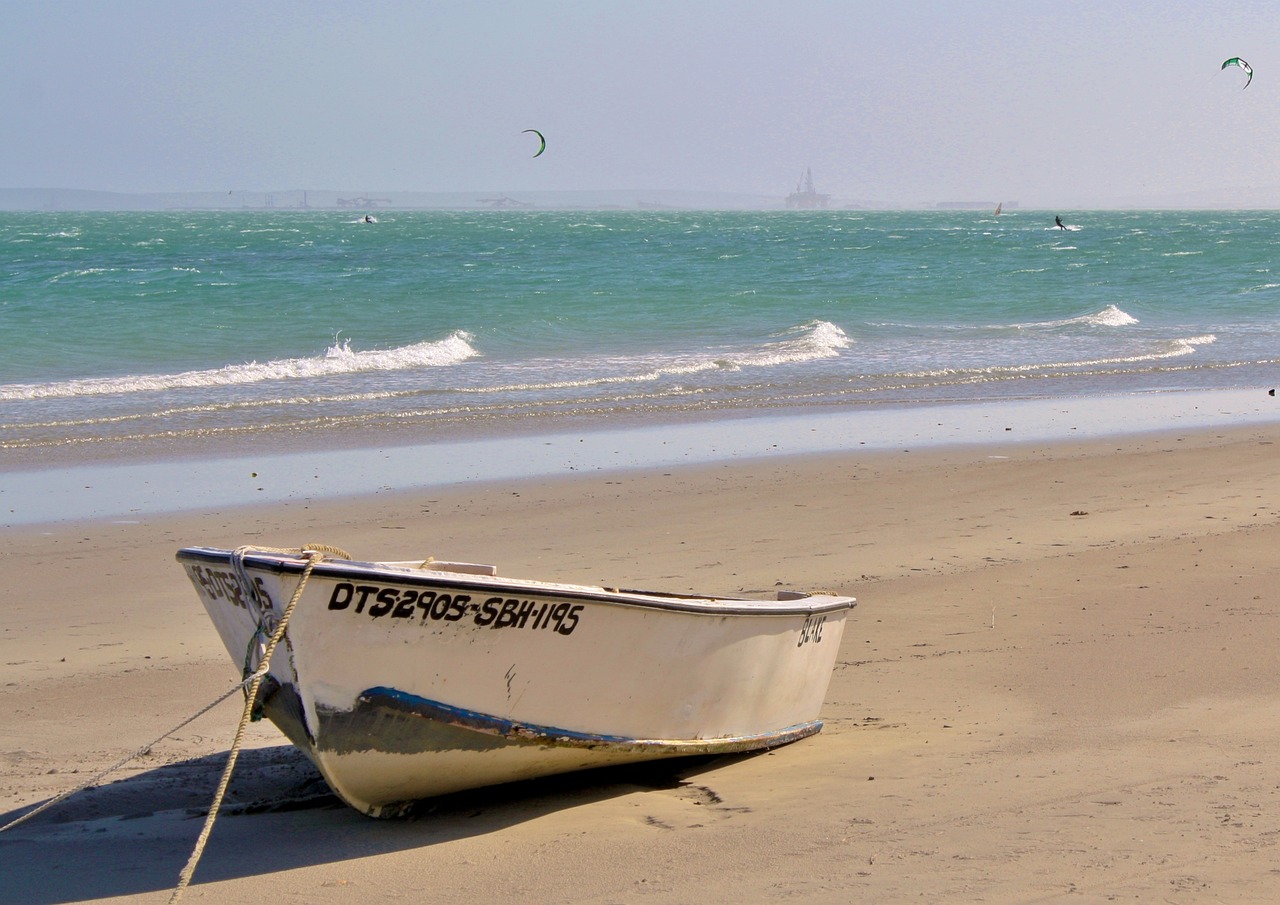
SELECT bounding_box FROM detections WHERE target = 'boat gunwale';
[176,546,856,617]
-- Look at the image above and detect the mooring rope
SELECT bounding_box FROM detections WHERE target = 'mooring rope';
[169,544,348,903]
[0,544,351,904]
[0,674,254,835]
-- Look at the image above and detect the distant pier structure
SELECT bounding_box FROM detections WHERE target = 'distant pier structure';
[785,168,830,209]
[338,196,392,208]
[478,196,535,209]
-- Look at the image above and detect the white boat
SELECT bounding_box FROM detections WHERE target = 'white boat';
[176,546,856,817]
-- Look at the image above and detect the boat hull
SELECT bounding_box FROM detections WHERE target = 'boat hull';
[177,546,855,816]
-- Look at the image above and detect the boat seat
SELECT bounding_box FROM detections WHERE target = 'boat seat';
[418,560,499,577]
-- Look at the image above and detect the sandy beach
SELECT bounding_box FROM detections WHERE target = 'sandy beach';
[3,423,1280,902]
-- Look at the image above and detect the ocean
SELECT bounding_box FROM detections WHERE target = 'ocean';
[2,208,1279,522]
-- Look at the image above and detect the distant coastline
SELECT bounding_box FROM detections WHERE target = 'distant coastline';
[0,187,790,213]
[7,186,1280,212]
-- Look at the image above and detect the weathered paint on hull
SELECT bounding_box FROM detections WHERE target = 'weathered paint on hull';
[177,546,854,816]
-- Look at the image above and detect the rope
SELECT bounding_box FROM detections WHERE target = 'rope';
[169,545,344,903]
[0,674,255,834]
[230,544,350,679]
[0,545,350,903]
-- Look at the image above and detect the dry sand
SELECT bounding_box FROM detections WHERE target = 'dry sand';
[3,425,1280,903]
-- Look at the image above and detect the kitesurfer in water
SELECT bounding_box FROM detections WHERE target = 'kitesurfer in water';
[364,215,373,223]
[1055,215,1066,230]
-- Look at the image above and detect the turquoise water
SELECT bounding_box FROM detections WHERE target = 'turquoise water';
[2,209,1279,458]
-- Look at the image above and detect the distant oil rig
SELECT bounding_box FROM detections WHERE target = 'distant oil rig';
[785,167,830,209]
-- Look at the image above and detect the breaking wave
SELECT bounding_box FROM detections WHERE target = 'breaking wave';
[1019,304,1139,329]
[0,331,479,401]
[470,320,851,394]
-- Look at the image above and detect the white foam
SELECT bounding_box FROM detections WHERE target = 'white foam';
[899,334,1217,379]
[1018,304,1139,329]
[0,331,479,401]
[470,321,850,394]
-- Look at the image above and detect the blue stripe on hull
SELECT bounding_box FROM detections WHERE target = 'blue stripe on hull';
[306,685,823,757]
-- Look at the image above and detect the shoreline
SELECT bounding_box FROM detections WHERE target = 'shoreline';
[3,386,1277,528]
[3,421,1280,901]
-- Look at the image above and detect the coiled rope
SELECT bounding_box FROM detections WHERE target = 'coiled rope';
[0,544,350,905]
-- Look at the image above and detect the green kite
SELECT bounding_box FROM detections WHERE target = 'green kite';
[1222,57,1253,89]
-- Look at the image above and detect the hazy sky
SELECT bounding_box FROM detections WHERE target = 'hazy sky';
[4,1,1279,206]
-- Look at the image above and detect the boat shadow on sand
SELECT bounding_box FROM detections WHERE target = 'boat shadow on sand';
[0,744,749,904]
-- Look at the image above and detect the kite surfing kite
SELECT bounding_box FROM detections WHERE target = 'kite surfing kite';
[523,129,546,157]
[1221,57,1253,88]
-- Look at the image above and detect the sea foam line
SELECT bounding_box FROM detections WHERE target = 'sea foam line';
[872,306,1139,333]
[469,320,851,394]
[0,332,478,401]
[5,322,855,414]
[901,334,1216,379]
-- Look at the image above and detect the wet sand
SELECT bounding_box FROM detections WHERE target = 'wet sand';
[3,424,1280,902]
